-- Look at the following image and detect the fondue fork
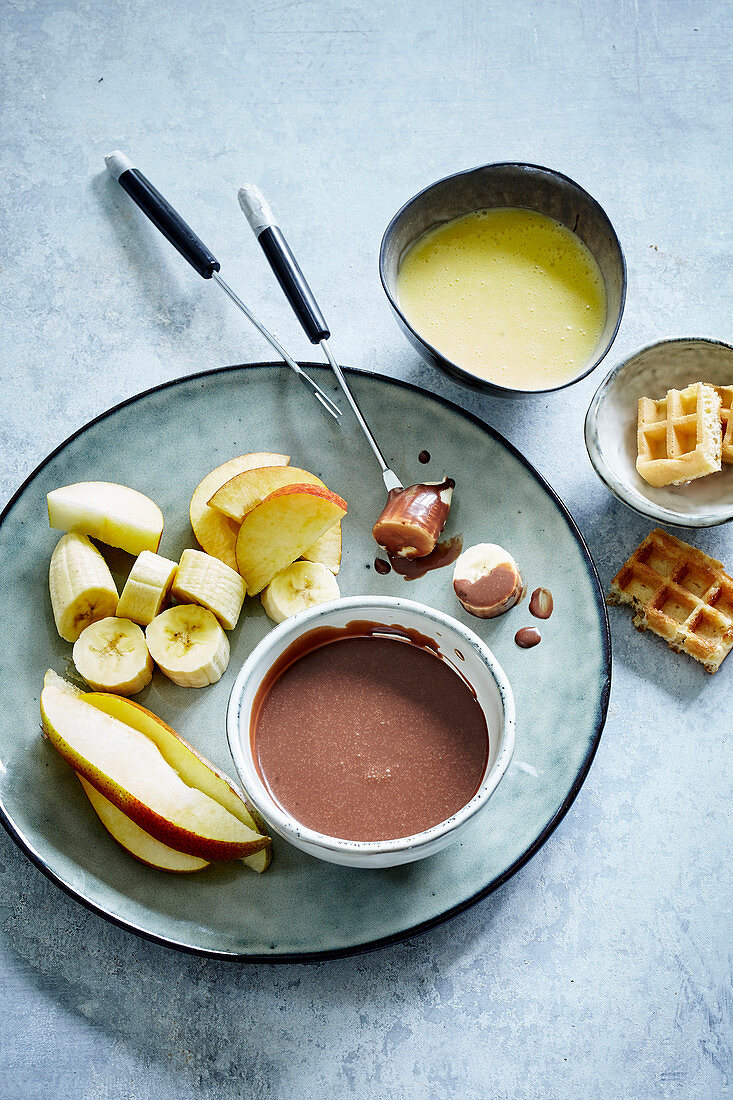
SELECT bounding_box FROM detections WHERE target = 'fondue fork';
[103,152,341,421]
[238,184,403,493]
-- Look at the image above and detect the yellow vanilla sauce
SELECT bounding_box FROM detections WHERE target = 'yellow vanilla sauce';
[395,207,607,391]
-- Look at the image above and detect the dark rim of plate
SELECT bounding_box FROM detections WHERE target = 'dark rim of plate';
[378,161,627,396]
[0,362,612,963]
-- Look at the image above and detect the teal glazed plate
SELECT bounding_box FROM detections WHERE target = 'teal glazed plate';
[0,364,610,960]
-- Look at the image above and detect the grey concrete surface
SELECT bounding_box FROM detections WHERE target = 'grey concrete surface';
[1,1,731,1097]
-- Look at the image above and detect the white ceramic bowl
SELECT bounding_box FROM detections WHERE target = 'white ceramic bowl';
[226,596,515,869]
[585,337,733,528]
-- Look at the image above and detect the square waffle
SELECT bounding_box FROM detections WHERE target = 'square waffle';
[636,381,722,487]
[710,384,733,464]
[608,528,733,673]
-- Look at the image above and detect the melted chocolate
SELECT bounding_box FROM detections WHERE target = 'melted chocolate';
[389,536,463,580]
[529,587,553,619]
[515,627,541,649]
[454,562,520,612]
[418,450,431,464]
[374,557,391,575]
[372,477,455,559]
[251,622,489,842]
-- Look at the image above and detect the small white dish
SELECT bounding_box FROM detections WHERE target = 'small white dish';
[585,337,733,528]
[226,596,515,869]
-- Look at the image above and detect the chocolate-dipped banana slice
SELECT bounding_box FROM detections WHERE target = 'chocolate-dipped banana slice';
[453,543,522,618]
[372,478,454,559]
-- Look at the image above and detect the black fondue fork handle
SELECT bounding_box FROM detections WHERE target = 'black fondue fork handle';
[238,183,329,345]
[105,151,220,278]
[103,152,341,420]
[238,183,403,492]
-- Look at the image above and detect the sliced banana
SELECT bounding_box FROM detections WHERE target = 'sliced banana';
[146,605,230,688]
[116,550,178,626]
[261,560,340,624]
[73,617,154,695]
[49,532,119,643]
[452,543,523,619]
[171,549,246,630]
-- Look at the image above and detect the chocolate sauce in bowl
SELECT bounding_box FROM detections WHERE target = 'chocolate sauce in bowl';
[251,622,489,842]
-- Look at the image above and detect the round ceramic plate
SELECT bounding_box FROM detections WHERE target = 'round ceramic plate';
[0,364,610,960]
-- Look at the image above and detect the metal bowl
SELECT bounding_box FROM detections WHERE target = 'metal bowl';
[379,162,626,397]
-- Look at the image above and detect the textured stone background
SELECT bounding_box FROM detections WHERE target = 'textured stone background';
[1,1,731,1097]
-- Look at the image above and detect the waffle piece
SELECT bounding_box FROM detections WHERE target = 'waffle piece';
[608,528,733,673]
[710,384,733,464]
[636,382,722,487]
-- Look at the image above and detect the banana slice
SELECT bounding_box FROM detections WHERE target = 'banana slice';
[452,543,523,619]
[49,532,119,643]
[171,549,246,630]
[73,617,154,695]
[116,550,178,625]
[261,560,340,624]
[146,605,230,688]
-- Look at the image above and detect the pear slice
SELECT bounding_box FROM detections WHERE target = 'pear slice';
[77,775,210,873]
[82,692,267,838]
[40,683,268,862]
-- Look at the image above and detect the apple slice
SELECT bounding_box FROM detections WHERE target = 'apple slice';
[77,775,210,873]
[208,466,327,522]
[189,453,290,570]
[40,683,268,861]
[302,521,342,575]
[47,482,164,556]
[236,484,347,595]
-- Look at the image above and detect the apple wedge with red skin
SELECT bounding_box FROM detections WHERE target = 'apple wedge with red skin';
[208,465,327,522]
[236,484,348,595]
[41,683,269,862]
[301,520,342,575]
[189,452,290,570]
[77,775,211,873]
[82,691,272,869]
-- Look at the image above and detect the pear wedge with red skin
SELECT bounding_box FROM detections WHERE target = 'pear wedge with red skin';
[236,484,347,595]
[41,683,268,862]
[77,774,211,873]
[83,692,271,870]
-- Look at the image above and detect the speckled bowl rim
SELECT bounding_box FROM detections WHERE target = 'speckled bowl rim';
[379,161,627,396]
[0,362,611,962]
[226,596,515,862]
[584,336,733,528]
